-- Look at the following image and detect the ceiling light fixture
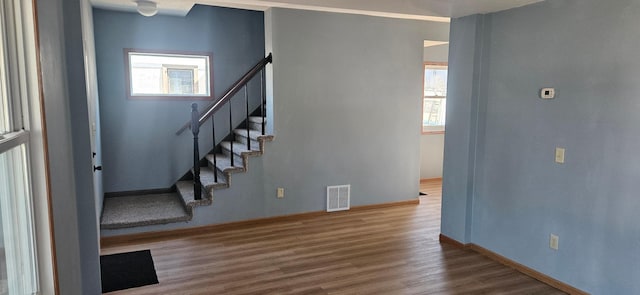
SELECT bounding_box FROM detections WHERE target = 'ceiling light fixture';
[136,0,158,17]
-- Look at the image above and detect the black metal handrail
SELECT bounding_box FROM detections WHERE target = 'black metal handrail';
[183,53,272,200]
[176,53,273,135]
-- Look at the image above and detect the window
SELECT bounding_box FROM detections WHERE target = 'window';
[0,1,39,293]
[0,140,37,294]
[125,49,213,100]
[422,62,448,133]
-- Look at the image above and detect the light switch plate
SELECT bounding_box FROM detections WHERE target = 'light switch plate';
[550,234,559,250]
[277,187,284,198]
[555,148,565,164]
[549,234,560,250]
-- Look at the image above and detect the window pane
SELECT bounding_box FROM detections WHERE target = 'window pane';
[423,98,447,128]
[167,68,194,94]
[128,52,210,97]
[424,67,447,97]
[0,144,38,294]
[422,64,448,132]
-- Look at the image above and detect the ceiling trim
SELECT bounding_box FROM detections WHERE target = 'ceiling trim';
[91,0,545,22]
[198,0,450,22]
[91,0,451,22]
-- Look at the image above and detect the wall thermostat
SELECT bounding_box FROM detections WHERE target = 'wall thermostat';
[540,88,555,99]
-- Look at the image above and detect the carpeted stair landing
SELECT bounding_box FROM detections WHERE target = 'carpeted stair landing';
[101,193,190,229]
[100,116,273,229]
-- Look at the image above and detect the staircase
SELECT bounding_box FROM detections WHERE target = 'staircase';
[100,54,273,230]
[177,116,274,215]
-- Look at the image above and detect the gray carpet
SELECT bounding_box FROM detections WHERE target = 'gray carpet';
[101,193,190,229]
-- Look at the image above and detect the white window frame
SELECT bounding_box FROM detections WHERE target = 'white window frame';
[124,49,214,100]
[422,62,448,134]
[0,0,53,293]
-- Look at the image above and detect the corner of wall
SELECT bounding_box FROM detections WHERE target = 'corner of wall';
[264,8,275,135]
[440,13,490,244]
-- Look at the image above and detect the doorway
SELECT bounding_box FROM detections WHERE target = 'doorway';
[419,40,448,204]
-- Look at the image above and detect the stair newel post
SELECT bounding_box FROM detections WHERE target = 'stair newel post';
[229,99,234,167]
[211,118,218,183]
[261,68,265,135]
[191,103,202,200]
[245,84,250,150]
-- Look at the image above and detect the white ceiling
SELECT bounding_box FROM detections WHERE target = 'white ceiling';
[91,0,544,22]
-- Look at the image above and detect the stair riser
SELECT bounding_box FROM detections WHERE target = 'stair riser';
[195,168,228,189]
[206,157,244,175]
[235,135,261,148]
[221,148,241,161]
[176,181,213,209]
[208,167,234,187]
[225,141,255,153]
[249,122,266,131]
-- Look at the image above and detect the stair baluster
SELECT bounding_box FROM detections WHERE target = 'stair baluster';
[245,85,250,151]
[261,69,265,135]
[229,99,234,167]
[211,118,218,183]
[191,103,202,200]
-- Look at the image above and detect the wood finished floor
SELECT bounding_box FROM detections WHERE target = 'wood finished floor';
[102,179,564,294]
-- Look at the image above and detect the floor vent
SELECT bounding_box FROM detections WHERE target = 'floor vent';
[327,185,350,212]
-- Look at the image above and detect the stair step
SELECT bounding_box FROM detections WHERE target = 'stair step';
[235,133,260,147]
[233,129,274,148]
[220,141,261,157]
[100,193,190,229]
[248,116,265,124]
[248,116,266,131]
[176,180,212,207]
[234,128,266,141]
[199,166,228,190]
[206,153,244,173]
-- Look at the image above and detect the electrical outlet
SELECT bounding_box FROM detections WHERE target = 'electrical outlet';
[555,148,565,164]
[277,187,284,199]
[540,88,556,99]
[550,234,559,250]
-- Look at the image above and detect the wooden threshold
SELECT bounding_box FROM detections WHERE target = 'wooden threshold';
[439,234,588,295]
[101,199,419,248]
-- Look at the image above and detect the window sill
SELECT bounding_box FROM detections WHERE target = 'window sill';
[422,131,445,135]
[127,95,214,101]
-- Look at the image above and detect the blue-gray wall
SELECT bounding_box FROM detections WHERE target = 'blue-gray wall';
[441,14,485,243]
[102,8,449,237]
[442,0,640,293]
[37,0,102,293]
[94,6,265,193]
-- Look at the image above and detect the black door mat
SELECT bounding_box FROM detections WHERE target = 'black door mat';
[100,249,159,293]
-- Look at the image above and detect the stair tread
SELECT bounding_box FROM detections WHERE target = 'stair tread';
[199,166,227,187]
[206,153,244,172]
[176,180,212,207]
[234,128,274,141]
[220,141,261,155]
[100,193,190,229]
[248,116,266,124]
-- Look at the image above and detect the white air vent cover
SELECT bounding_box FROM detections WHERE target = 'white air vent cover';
[327,185,350,212]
